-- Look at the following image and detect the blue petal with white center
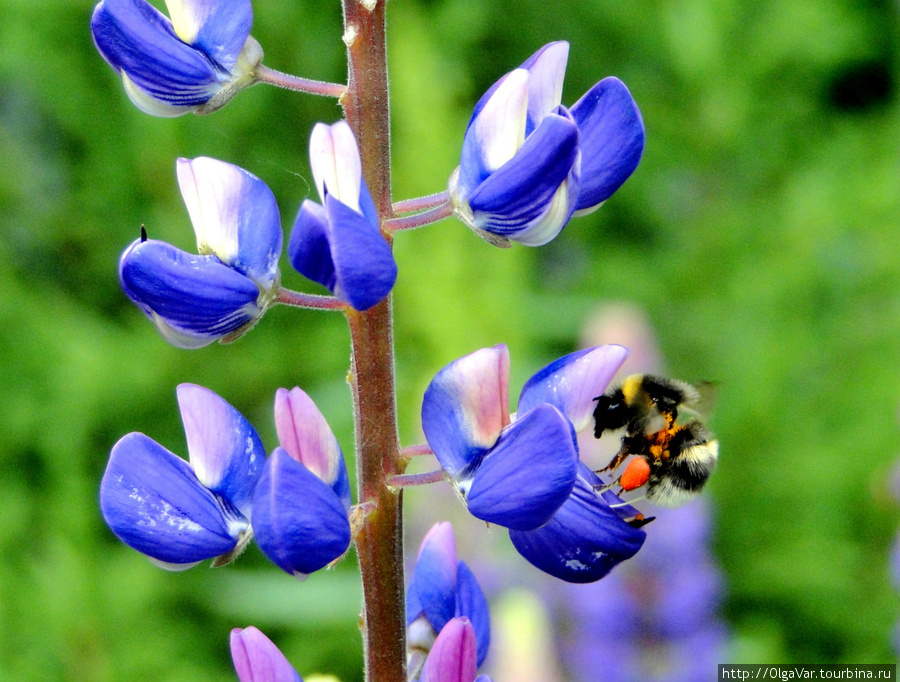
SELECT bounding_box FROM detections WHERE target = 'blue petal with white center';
[509,464,647,583]
[252,449,352,578]
[464,403,578,530]
[450,41,643,246]
[120,158,282,348]
[119,238,263,349]
[177,383,265,519]
[91,0,260,116]
[177,157,282,290]
[100,433,247,568]
[288,121,396,311]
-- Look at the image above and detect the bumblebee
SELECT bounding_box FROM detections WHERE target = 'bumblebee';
[592,374,718,507]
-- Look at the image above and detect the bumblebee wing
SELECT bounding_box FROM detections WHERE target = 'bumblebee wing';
[678,380,718,421]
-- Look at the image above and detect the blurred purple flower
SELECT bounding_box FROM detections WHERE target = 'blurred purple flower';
[556,500,729,681]
[449,41,644,247]
[91,0,262,116]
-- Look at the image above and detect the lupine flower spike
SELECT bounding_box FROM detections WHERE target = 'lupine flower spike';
[421,618,494,682]
[289,121,397,311]
[119,157,282,349]
[407,522,490,674]
[252,387,353,579]
[449,41,645,246]
[231,626,303,682]
[100,384,264,569]
[91,0,263,116]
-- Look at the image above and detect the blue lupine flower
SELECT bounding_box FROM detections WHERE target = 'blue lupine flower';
[120,156,282,349]
[252,387,352,579]
[289,121,397,311]
[449,41,645,246]
[231,626,303,682]
[407,522,491,668]
[421,618,494,682]
[91,0,263,116]
[421,344,629,532]
[100,383,265,569]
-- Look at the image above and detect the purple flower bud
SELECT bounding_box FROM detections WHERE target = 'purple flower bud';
[231,626,303,682]
[91,0,262,116]
[120,158,282,348]
[289,121,397,311]
[406,523,491,667]
[421,618,480,682]
[100,384,264,569]
[450,42,644,246]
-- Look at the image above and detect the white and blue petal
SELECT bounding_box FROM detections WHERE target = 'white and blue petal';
[519,41,569,132]
[165,0,252,73]
[508,465,647,583]
[421,346,510,479]
[119,238,262,349]
[177,157,282,290]
[465,108,580,246]
[454,562,490,667]
[274,387,351,510]
[92,0,221,115]
[252,449,352,579]
[231,626,303,682]
[518,344,629,434]
[177,383,265,519]
[465,403,577,531]
[309,121,364,212]
[570,77,645,214]
[100,432,245,568]
[459,69,530,198]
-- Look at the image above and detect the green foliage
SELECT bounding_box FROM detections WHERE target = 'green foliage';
[0,0,897,678]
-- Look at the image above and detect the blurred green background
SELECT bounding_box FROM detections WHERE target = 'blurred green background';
[0,0,898,679]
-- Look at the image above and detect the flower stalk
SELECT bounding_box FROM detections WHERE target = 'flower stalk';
[339,1,407,680]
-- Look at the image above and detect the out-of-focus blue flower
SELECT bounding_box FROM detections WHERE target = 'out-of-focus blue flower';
[555,499,728,681]
[421,618,494,682]
[421,344,628,532]
[100,383,264,569]
[120,157,282,349]
[91,0,263,116]
[231,626,303,682]
[407,522,491,668]
[252,387,352,579]
[289,121,397,311]
[449,41,644,247]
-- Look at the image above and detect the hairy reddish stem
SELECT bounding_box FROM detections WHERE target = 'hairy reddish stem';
[339,2,407,681]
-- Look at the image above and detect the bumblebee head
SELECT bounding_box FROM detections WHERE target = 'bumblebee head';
[592,388,631,438]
